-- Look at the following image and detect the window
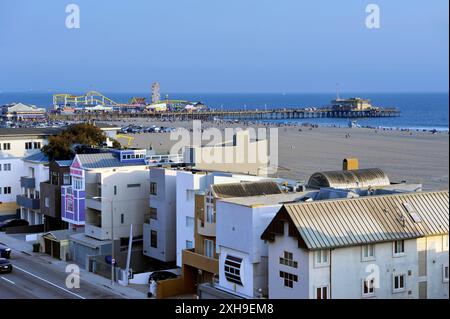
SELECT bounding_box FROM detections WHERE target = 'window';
[150,182,157,195]
[393,240,405,256]
[443,235,449,251]
[127,184,141,188]
[443,265,449,283]
[33,142,41,149]
[362,278,375,297]
[362,244,375,261]
[393,274,406,293]
[224,255,243,285]
[279,251,298,268]
[120,214,124,224]
[204,239,214,258]
[3,163,11,171]
[205,191,215,223]
[314,250,329,267]
[66,196,74,212]
[280,271,298,288]
[316,286,329,299]
[63,173,71,185]
[149,207,157,220]
[150,230,157,248]
[113,185,117,195]
[185,216,194,228]
[186,240,193,249]
[44,197,50,208]
[3,143,10,150]
[3,186,11,194]
[25,142,32,150]
[73,178,83,190]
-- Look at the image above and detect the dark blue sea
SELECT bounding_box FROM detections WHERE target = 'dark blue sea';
[0,92,448,130]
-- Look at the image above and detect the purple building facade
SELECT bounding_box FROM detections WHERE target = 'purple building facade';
[61,156,86,226]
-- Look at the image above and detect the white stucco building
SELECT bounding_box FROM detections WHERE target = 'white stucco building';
[175,170,266,267]
[143,168,177,262]
[0,128,59,217]
[261,191,449,299]
[17,152,49,225]
[215,192,311,298]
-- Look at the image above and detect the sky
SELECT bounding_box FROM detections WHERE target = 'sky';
[0,0,448,93]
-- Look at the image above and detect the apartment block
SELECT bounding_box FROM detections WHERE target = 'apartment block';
[261,191,449,299]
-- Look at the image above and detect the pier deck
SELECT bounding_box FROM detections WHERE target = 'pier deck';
[49,107,400,122]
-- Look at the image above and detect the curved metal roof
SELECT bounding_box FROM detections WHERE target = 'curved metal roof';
[307,168,390,189]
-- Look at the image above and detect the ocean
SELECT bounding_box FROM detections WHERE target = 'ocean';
[0,92,448,131]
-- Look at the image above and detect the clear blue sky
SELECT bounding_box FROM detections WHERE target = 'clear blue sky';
[0,0,448,93]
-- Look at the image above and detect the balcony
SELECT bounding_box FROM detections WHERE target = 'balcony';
[197,219,216,237]
[16,195,40,210]
[86,198,102,211]
[85,224,110,240]
[20,177,36,189]
[182,249,218,275]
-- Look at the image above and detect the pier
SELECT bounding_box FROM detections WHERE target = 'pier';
[49,107,400,122]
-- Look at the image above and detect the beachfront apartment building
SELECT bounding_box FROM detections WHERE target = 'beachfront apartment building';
[175,171,268,267]
[17,152,49,226]
[143,168,177,262]
[0,128,60,220]
[62,149,149,238]
[260,191,449,299]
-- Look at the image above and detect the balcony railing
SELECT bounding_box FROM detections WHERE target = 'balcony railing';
[182,249,218,275]
[85,224,110,240]
[20,176,36,189]
[17,195,40,210]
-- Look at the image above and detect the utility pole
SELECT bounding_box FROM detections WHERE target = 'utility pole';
[110,200,115,286]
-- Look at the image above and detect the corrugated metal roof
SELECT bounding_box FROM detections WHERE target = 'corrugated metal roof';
[308,168,390,189]
[0,127,62,137]
[262,191,449,250]
[24,152,49,163]
[211,181,282,198]
[55,160,73,167]
[76,153,145,169]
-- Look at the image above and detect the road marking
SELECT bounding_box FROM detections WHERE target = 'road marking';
[14,265,86,299]
[0,276,15,285]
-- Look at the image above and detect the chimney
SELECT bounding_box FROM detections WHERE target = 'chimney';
[343,158,359,171]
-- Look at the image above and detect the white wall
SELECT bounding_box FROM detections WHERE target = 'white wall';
[85,166,149,239]
[0,157,23,203]
[268,222,310,299]
[144,168,177,262]
[175,171,202,267]
[0,136,47,158]
[267,224,449,299]
[216,201,282,297]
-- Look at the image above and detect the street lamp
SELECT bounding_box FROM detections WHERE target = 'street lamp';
[92,196,115,286]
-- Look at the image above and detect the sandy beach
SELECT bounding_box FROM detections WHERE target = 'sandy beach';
[109,118,449,191]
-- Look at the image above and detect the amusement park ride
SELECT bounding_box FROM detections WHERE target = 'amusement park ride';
[52,83,206,114]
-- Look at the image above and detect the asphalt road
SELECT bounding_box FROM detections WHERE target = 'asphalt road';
[0,250,123,299]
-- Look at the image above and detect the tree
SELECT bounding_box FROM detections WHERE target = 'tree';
[42,123,120,160]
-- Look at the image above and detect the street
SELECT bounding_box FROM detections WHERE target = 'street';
[0,250,123,299]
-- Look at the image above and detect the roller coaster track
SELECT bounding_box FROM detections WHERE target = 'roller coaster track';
[53,91,120,108]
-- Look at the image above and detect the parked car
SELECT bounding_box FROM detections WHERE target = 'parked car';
[0,219,29,231]
[148,271,178,283]
[0,244,11,259]
[0,258,12,273]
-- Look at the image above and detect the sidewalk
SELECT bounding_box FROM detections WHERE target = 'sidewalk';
[0,232,148,299]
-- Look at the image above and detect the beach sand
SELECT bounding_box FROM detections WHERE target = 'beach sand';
[110,118,449,191]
